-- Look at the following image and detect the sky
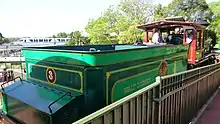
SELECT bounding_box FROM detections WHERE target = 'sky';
[0,0,218,37]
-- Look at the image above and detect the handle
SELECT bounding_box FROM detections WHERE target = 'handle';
[1,76,22,90]
[89,48,96,51]
[48,92,72,114]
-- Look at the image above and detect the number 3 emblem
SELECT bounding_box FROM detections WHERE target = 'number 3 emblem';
[46,68,56,83]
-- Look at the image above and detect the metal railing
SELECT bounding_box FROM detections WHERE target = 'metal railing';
[0,76,23,107]
[0,70,16,83]
[73,63,220,124]
[156,63,220,124]
[74,79,160,124]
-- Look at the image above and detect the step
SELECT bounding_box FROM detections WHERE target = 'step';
[1,80,84,124]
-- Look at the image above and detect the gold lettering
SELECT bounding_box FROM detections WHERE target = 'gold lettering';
[123,78,153,94]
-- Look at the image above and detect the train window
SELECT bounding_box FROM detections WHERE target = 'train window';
[61,39,65,42]
[30,39,33,42]
[185,29,193,44]
[170,36,183,45]
[44,39,48,42]
[201,31,205,48]
[57,39,60,42]
[34,39,38,42]
[49,39,52,42]
[197,31,201,50]
[39,39,43,42]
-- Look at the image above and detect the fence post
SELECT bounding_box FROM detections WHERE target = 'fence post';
[154,76,161,124]
[20,62,23,79]
[196,68,201,110]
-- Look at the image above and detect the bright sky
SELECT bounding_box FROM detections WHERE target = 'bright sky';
[0,0,218,37]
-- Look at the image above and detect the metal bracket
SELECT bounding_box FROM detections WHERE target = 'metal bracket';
[48,92,72,114]
[1,76,22,91]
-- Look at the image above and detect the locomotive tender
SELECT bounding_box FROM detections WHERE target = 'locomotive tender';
[0,18,215,124]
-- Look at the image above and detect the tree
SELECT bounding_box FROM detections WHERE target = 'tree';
[158,0,213,21]
[56,32,68,38]
[66,31,90,45]
[81,36,91,45]
[116,0,153,43]
[0,32,9,45]
[85,0,153,44]
[153,4,166,21]
[85,6,119,44]
[0,33,3,38]
[209,1,220,42]
[118,0,154,24]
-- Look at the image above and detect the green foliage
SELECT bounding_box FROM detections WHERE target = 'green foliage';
[117,25,144,44]
[85,0,153,44]
[209,1,220,42]
[56,32,68,38]
[154,4,166,21]
[118,0,154,23]
[209,1,220,16]
[204,37,212,52]
[85,6,119,44]
[8,37,20,42]
[0,32,9,45]
[85,0,213,44]
[52,31,90,46]
[58,0,219,46]
[66,31,90,46]
[156,0,213,21]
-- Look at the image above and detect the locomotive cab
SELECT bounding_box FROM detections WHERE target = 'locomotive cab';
[136,18,215,69]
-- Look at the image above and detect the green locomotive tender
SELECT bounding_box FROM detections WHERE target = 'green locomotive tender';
[0,44,188,124]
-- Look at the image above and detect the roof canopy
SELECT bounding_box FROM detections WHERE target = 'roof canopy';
[136,20,205,31]
[164,16,186,21]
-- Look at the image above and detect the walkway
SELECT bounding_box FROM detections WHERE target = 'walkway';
[197,88,220,124]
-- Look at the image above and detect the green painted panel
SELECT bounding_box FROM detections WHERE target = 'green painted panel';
[106,51,188,104]
[29,64,82,92]
[112,69,156,102]
[2,93,8,114]
[95,45,188,66]
[168,63,175,74]
[22,45,189,66]
[176,60,187,73]
[22,50,93,66]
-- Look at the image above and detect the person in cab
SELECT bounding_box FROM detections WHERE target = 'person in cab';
[186,30,193,44]
[152,28,164,44]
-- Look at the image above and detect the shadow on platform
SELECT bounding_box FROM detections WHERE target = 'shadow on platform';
[196,87,220,124]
